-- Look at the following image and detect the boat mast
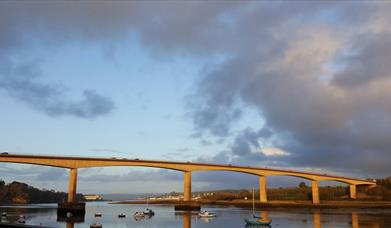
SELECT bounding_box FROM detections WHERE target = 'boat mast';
[252,188,255,215]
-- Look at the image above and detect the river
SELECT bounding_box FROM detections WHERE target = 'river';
[0,202,390,227]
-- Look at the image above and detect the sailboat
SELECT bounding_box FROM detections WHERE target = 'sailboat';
[244,188,272,226]
[143,198,155,216]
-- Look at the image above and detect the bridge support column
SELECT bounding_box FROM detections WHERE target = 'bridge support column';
[350,184,357,199]
[175,171,199,211]
[68,168,78,203]
[184,171,192,201]
[259,176,267,203]
[312,180,320,204]
[57,168,85,218]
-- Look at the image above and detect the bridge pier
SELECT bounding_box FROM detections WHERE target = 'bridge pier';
[57,168,85,217]
[175,171,200,211]
[259,176,267,203]
[68,168,78,203]
[312,180,320,204]
[184,171,192,201]
[349,184,357,199]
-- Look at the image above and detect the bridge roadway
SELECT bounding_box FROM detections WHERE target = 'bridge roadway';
[0,153,376,204]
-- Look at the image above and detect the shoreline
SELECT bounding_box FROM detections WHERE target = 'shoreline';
[109,199,391,209]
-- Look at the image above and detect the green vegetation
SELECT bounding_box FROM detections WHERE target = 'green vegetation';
[0,180,84,204]
[194,177,391,201]
[365,177,391,200]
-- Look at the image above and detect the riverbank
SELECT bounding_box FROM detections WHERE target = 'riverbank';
[110,199,391,209]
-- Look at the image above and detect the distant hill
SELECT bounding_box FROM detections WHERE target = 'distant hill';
[0,180,84,204]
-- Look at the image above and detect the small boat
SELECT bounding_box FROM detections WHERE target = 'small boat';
[1,212,6,217]
[143,208,155,216]
[90,222,102,228]
[17,218,26,224]
[244,218,272,226]
[118,213,126,218]
[134,211,145,217]
[198,211,217,218]
[245,188,272,226]
[19,215,26,219]
[94,212,102,217]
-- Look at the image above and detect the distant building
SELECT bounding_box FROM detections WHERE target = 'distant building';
[84,194,103,201]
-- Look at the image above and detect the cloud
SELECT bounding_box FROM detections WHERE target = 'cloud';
[261,147,290,157]
[0,69,114,118]
[181,2,391,177]
[0,1,390,179]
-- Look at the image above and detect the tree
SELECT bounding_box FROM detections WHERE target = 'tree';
[299,182,307,188]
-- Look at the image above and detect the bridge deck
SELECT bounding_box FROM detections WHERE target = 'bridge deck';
[0,153,376,186]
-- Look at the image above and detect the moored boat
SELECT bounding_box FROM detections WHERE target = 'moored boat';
[244,188,272,226]
[198,211,217,218]
[244,218,272,226]
[143,208,155,216]
[134,211,145,217]
[94,212,102,217]
[118,213,126,218]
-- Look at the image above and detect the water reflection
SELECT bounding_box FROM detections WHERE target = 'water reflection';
[1,203,390,227]
[174,209,381,228]
[57,214,84,228]
[183,212,191,228]
[133,213,153,221]
[352,212,359,228]
[313,210,321,228]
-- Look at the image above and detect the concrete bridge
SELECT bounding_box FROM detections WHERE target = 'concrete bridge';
[0,153,376,205]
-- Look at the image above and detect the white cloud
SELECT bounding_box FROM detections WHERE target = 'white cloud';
[261,147,290,157]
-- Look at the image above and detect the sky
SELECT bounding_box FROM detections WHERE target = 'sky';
[1,1,391,194]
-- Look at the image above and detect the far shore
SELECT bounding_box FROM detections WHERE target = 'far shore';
[109,199,391,209]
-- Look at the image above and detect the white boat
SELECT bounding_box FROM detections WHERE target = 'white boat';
[143,208,155,216]
[134,211,145,217]
[17,218,26,224]
[198,211,217,217]
[1,212,6,217]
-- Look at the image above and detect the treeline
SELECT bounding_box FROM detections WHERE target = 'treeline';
[199,177,391,201]
[0,180,84,204]
[365,177,391,200]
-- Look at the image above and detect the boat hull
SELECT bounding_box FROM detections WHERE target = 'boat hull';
[244,219,272,226]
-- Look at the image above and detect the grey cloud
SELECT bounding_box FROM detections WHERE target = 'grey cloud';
[0,165,67,182]
[231,128,272,157]
[333,32,391,88]
[44,90,114,118]
[1,1,390,178]
[0,70,114,118]
[183,2,391,177]
[36,168,67,181]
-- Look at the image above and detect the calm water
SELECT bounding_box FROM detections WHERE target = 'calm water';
[0,202,390,228]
